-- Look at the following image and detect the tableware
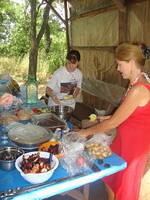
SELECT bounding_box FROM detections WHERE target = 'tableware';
[15,151,59,184]
[48,105,74,120]
[0,172,87,199]
[8,124,51,151]
[32,112,66,130]
[0,146,24,171]
[38,141,63,159]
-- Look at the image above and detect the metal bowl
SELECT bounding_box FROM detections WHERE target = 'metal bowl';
[48,105,74,120]
[0,146,24,171]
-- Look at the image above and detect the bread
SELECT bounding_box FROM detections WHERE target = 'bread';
[17,113,31,120]
[0,115,19,124]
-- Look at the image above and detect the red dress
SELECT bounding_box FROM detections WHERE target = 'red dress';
[103,82,150,200]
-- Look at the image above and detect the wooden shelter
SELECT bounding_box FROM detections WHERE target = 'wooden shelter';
[61,0,150,112]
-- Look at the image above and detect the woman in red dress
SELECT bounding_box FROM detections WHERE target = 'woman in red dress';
[79,43,150,200]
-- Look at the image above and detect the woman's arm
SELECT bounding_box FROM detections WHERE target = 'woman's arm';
[79,84,150,137]
[46,87,61,104]
[73,87,80,98]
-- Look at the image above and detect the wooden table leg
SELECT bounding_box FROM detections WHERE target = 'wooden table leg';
[83,184,89,200]
[61,184,90,200]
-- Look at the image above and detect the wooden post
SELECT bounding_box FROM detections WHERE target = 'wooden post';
[112,0,126,11]
[143,0,150,45]
[64,0,70,52]
[118,8,128,43]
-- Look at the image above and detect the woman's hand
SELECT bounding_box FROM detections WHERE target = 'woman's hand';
[51,96,61,104]
[97,115,111,122]
[66,130,92,141]
[78,129,93,140]
[0,93,13,107]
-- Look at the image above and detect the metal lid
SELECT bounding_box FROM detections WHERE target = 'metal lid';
[8,124,51,145]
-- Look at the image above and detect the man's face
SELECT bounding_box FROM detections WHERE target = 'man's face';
[66,60,79,72]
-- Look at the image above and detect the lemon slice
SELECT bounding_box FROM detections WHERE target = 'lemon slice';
[89,114,97,121]
[63,95,73,100]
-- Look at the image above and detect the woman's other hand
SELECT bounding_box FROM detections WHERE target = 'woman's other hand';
[0,93,13,106]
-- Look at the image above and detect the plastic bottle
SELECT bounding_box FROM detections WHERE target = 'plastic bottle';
[26,75,38,104]
[50,128,62,141]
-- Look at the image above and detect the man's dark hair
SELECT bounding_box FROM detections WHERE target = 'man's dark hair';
[66,50,80,64]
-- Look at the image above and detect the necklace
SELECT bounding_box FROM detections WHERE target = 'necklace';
[125,72,150,96]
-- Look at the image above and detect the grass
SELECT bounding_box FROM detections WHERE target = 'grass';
[0,55,64,98]
[0,56,52,85]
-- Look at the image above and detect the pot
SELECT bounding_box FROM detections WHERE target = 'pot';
[0,146,24,170]
[48,105,74,121]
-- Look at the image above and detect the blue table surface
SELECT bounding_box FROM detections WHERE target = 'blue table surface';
[0,152,127,200]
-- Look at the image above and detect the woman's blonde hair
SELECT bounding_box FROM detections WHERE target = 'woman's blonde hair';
[115,43,146,67]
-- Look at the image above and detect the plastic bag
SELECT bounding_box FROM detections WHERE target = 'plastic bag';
[0,111,19,125]
[60,132,94,176]
[84,132,113,160]
[86,132,114,146]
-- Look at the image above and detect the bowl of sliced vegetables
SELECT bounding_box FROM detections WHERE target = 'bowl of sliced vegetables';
[39,141,63,159]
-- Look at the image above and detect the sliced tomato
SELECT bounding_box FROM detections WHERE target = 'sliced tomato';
[32,108,41,114]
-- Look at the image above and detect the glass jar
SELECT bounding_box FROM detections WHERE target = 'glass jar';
[0,80,10,96]
[26,75,38,104]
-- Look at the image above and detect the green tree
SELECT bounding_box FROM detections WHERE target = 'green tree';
[0,0,30,57]
[0,0,67,78]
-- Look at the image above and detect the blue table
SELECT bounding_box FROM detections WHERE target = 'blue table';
[0,152,126,200]
[0,87,127,199]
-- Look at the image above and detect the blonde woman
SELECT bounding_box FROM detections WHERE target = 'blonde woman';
[79,43,150,200]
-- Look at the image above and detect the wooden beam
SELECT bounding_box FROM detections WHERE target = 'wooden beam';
[143,0,150,45]
[64,0,70,51]
[70,46,116,52]
[47,3,66,25]
[69,5,117,21]
[118,8,128,43]
[112,0,126,12]
[126,0,146,5]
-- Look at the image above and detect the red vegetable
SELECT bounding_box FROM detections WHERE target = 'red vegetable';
[32,108,41,114]
[75,156,85,167]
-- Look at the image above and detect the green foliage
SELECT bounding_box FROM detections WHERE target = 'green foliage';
[0,1,30,58]
[0,0,67,75]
